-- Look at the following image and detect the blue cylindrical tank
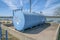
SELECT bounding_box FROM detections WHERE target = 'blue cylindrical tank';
[13,11,46,31]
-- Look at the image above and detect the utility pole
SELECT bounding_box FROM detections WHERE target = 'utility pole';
[30,0,31,13]
[13,10,14,16]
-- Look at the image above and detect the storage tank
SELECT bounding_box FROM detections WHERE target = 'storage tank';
[13,11,46,31]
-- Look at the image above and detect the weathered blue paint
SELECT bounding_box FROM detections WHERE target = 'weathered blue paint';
[0,27,2,40]
[5,30,8,40]
[13,11,46,31]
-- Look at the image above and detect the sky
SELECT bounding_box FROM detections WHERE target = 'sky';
[0,0,12,16]
[0,0,60,16]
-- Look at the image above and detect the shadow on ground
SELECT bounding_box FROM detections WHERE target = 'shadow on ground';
[3,23,13,27]
[3,23,51,34]
[22,23,51,34]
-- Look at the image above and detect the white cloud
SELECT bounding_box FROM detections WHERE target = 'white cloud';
[45,0,58,8]
[43,4,60,16]
[2,0,23,10]
[32,5,40,11]
[32,0,38,8]
[23,0,29,4]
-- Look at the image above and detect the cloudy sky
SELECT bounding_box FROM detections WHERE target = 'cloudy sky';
[0,0,60,16]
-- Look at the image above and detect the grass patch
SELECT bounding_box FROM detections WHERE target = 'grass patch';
[2,29,19,40]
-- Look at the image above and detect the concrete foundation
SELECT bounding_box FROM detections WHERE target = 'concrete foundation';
[1,23,59,40]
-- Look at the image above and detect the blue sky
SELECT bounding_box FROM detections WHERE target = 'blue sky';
[0,0,12,16]
[0,0,60,16]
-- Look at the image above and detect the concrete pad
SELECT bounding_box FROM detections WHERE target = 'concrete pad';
[1,23,59,40]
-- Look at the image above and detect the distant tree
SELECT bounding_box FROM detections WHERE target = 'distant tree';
[54,7,60,16]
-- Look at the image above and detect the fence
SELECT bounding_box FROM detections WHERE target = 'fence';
[0,24,8,40]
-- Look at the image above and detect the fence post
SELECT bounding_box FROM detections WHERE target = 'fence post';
[0,23,2,40]
[5,30,8,40]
